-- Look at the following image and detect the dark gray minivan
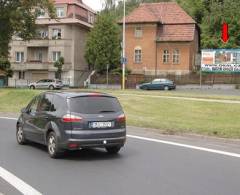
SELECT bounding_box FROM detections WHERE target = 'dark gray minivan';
[16,92,126,158]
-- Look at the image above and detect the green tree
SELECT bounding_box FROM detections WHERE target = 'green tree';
[176,0,205,23]
[201,0,240,48]
[0,0,55,58]
[54,57,65,80]
[0,57,13,77]
[85,13,121,73]
[103,0,116,10]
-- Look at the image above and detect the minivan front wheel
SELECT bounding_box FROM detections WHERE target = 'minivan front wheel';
[105,146,121,154]
[47,132,62,158]
[16,126,27,145]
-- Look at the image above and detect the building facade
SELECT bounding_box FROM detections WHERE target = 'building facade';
[9,0,95,87]
[122,2,199,76]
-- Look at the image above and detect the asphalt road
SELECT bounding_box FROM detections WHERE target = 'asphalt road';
[1,118,240,195]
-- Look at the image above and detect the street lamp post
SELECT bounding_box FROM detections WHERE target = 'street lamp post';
[122,0,126,90]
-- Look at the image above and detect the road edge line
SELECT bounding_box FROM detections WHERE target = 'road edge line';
[127,134,240,158]
[0,167,42,195]
[0,117,18,120]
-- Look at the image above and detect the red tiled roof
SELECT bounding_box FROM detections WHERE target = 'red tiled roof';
[157,24,196,41]
[124,2,195,24]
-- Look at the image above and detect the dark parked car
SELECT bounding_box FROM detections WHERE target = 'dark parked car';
[139,79,176,90]
[29,79,64,90]
[16,92,126,158]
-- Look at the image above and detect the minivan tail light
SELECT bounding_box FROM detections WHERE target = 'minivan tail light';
[117,114,126,123]
[89,93,101,97]
[62,114,82,123]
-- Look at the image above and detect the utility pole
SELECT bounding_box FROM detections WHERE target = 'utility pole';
[122,0,126,90]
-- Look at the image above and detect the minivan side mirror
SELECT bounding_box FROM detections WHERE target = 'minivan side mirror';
[21,107,27,113]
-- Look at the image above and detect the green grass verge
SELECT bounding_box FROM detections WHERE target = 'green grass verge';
[0,88,240,139]
[0,89,41,113]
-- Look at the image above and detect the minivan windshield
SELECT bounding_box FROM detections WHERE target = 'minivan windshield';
[69,96,122,114]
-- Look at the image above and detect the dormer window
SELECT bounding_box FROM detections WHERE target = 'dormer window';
[56,7,64,18]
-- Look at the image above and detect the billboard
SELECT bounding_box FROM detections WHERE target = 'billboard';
[201,49,240,73]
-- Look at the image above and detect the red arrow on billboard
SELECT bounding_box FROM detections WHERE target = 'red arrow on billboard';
[221,22,229,43]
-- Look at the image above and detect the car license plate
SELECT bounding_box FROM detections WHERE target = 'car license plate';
[90,122,113,128]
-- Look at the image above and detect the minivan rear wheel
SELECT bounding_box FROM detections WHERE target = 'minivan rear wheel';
[47,132,62,158]
[105,146,121,154]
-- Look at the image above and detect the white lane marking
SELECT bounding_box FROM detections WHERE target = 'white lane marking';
[1,117,240,158]
[127,135,240,158]
[0,167,42,195]
[119,94,240,104]
[0,117,18,120]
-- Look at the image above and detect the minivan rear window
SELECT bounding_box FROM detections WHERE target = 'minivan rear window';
[69,96,122,114]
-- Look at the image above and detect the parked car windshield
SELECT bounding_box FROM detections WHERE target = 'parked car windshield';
[69,96,122,114]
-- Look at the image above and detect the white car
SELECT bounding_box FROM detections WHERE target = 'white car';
[29,79,64,90]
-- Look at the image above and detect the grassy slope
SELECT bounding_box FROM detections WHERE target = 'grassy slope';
[0,88,240,138]
[0,89,41,113]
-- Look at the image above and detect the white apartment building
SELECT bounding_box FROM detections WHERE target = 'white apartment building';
[9,0,96,87]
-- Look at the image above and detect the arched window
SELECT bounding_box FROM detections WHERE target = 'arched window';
[173,49,180,64]
[134,47,142,63]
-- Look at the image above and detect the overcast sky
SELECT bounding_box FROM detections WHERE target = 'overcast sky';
[82,0,104,11]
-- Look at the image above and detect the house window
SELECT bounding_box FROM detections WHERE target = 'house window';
[18,71,25,79]
[135,26,143,38]
[56,7,64,18]
[52,51,61,62]
[134,47,142,63]
[163,50,170,63]
[38,30,48,39]
[89,14,94,24]
[37,9,45,18]
[52,29,61,39]
[37,52,43,62]
[173,49,180,64]
[15,52,24,62]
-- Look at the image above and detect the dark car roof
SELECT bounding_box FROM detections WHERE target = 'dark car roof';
[42,91,115,99]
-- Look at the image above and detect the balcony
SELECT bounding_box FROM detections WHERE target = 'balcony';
[11,61,72,71]
[11,62,49,70]
[11,39,72,48]
[11,39,49,47]
[26,39,49,47]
